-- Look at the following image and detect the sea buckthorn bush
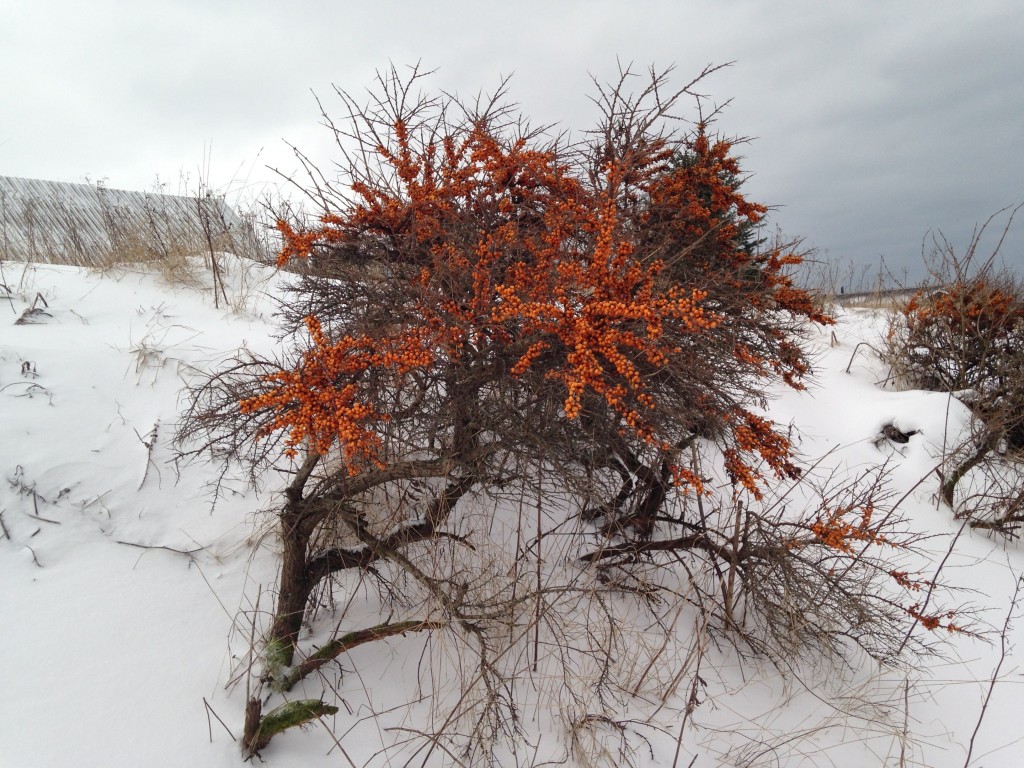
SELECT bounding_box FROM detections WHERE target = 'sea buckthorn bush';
[884,220,1024,530]
[178,66,961,761]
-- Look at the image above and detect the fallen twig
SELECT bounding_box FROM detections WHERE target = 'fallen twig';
[0,381,48,394]
[28,491,60,524]
[25,544,42,567]
[115,539,201,563]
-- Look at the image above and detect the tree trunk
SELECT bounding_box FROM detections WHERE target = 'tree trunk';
[267,508,313,670]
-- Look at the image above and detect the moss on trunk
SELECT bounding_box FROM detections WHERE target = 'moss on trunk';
[243,699,339,756]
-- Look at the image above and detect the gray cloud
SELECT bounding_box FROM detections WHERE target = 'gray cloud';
[2,0,1021,280]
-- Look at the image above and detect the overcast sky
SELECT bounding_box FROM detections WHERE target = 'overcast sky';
[2,1,1022,282]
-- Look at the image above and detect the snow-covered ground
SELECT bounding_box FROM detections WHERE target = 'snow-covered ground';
[1,259,1021,767]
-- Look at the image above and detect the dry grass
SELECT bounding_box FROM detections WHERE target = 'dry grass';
[1,180,273,299]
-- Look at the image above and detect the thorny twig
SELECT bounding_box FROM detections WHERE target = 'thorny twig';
[845,340,884,374]
[963,573,1024,767]
[897,515,972,654]
[204,696,237,743]
[135,421,161,490]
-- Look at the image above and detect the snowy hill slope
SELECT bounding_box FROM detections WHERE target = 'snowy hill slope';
[0,260,285,767]
[1,261,1022,767]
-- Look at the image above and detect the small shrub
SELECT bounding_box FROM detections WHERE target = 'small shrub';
[884,210,1024,531]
